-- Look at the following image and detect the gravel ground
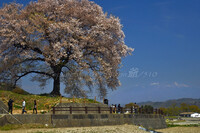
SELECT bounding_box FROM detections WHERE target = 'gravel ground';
[156,127,200,133]
[1,124,200,133]
[0,125,148,133]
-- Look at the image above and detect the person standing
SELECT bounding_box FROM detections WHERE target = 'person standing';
[118,104,121,114]
[8,99,14,114]
[114,104,117,113]
[111,104,115,113]
[33,100,37,114]
[22,99,27,114]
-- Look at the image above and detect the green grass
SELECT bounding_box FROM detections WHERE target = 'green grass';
[0,90,60,110]
[0,123,51,131]
[0,124,21,131]
[165,116,180,119]
[167,124,200,127]
[0,90,99,112]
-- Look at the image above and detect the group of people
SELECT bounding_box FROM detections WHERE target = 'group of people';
[111,104,122,113]
[110,103,139,114]
[7,99,37,114]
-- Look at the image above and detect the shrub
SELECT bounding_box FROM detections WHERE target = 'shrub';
[12,88,29,95]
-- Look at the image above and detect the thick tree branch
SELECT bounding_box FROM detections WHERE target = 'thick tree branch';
[23,71,52,78]
[20,57,45,63]
[15,70,53,82]
[14,43,43,55]
[13,70,53,89]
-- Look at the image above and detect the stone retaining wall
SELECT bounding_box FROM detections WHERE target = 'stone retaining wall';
[133,114,167,129]
[51,114,133,127]
[0,115,7,126]
[0,100,8,114]
[0,114,167,129]
[5,114,52,125]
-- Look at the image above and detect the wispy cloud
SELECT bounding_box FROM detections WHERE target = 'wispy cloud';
[174,82,189,88]
[150,82,160,86]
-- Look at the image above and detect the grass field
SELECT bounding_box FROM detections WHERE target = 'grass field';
[0,90,98,114]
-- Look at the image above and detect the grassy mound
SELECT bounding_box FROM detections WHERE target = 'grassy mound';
[0,90,98,112]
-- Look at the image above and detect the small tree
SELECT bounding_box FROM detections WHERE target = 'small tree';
[0,0,133,97]
[189,105,200,113]
[180,103,189,112]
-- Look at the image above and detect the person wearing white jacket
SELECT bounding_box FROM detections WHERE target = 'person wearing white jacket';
[22,99,27,114]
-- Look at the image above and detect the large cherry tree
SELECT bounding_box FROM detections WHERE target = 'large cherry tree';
[0,0,133,97]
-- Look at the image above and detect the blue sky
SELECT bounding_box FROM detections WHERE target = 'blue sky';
[1,0,200,104]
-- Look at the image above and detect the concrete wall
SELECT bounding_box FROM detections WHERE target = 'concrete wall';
[0,100,8,114]
[0,115,8,126]
[51,114,133,127]
[0,114,166,129]
[5,114,52,125]
[133,114,167,129]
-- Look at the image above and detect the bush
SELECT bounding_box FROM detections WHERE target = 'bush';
[12,88,29,95]
[40,110,47,114]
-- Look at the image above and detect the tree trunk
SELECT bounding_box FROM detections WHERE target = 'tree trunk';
[50,69,61,96]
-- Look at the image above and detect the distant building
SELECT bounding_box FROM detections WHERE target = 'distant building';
[179,112,194,117]
[191,113,200,118]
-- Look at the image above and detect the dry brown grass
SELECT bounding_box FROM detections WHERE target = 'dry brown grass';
[1,124,200,133]
[156,127,200,133]
[0,124,148,133]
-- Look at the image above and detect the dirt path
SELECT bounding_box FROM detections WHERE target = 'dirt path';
[0,125,148,133]
[1,123,200,133]
[156,127,200,133]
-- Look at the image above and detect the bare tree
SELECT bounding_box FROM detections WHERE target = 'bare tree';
[0,0,133,97]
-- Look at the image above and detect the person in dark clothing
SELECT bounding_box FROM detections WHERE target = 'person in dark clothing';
[8,99,14,114]
[33,100,37,114]
[134,102,138,114]
[118,104,121,114]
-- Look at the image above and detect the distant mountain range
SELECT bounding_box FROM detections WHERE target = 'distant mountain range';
[137,98,200,108]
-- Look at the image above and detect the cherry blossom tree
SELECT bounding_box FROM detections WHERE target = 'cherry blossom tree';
[0,0,133,97]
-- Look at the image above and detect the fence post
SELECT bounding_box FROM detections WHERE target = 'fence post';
[70,106,72,114]
[98,107,101,114]
[145,108,148,114]
[110,107,112,114]
[158,109,161,114]
[73,96,75,103]
[1,92,4,100]
[155,109,158,114]
[53,107,55,115]
[84,96,86,103]
[139,108,141,114]
[161,110,163,115]
[85,106,88,114]
[60,95,62,103]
